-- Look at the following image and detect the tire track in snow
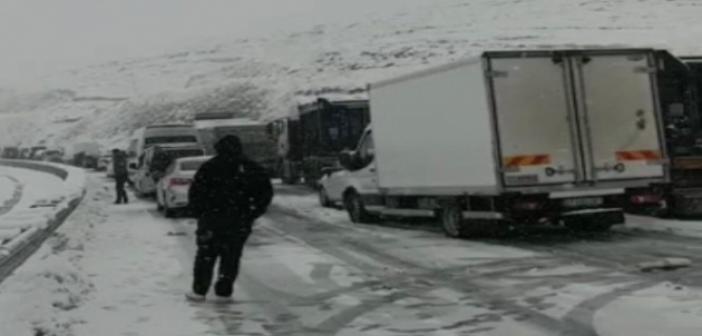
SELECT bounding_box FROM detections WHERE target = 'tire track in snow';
[262,208,599,336]
[268,199,702,335]
[0,175,23,217]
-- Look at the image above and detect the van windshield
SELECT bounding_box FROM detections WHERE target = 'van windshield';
[145,136,197,145]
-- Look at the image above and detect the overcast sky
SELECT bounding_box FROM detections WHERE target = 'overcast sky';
[0,0,409,86]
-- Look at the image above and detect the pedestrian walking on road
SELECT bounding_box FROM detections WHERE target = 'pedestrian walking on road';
[186,135,273,303]
[112,149,130,204]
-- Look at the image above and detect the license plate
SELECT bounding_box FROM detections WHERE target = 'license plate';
[562,197,603,208]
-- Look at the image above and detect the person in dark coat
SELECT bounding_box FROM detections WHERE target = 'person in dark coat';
[112,149,130,204]
[186,135,273,302]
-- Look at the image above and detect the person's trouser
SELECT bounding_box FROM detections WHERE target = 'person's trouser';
[192,218,250,297]
[115,177,128,204]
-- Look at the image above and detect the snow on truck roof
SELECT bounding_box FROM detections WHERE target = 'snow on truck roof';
[145,123,193,129]
[194,118,263,129]
[370,47,658,90]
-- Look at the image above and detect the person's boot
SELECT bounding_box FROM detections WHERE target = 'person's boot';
[185,292,206,302]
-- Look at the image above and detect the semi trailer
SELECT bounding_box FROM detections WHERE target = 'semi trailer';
[269,98,370,185]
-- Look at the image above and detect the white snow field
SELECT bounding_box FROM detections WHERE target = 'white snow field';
[0,175,16,207]
[1,0,702,149]
[0,175,702,335]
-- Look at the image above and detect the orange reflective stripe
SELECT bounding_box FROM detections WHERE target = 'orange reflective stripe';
[503,155,551,168]
[616,150,661,162]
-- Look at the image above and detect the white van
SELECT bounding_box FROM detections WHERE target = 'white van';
[128,124,200,165]
[132,143,206,197]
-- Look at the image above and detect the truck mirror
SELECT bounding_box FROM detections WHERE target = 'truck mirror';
[321,166,339,177]
[339,150,356,170]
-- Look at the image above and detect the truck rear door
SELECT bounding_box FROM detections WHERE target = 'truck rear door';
[572,52,665,182]
[489,55,580,187]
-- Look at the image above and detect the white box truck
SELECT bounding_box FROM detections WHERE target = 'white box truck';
[329,49,669,237]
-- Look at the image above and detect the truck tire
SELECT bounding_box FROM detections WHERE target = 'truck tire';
[441,202,465,238]
[344,191,376,224]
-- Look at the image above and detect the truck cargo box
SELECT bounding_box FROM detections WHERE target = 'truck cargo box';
[370,49,668,196]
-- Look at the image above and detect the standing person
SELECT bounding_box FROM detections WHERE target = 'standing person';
[112,149,130,204]
[186,135,273,303]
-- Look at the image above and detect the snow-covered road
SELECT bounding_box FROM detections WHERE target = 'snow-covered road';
[0,166,68,246]
[2,174,702,335]
[0,166,65,217]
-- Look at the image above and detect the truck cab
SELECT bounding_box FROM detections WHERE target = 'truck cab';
[319,127,379,215]
[655,56,702,216]
[274,98,371,186]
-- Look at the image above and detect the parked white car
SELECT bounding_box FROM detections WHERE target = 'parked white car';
[133,144,205,197]
[156,156,211,217]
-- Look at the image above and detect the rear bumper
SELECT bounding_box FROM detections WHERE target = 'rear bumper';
[166,188,190,208]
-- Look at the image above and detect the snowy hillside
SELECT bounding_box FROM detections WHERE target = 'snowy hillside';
[1,0,702,150]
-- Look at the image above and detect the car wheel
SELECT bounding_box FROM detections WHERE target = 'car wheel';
[344,191,376,224]
[156,191,164,212]
[319,187,333,208]
[164,202,176,218]
[164,208,176,218]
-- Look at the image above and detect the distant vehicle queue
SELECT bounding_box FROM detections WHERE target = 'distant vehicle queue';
[5,47,702,234]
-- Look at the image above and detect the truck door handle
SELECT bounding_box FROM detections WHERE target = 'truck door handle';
[545,167,575,176]
[594,164,626,173]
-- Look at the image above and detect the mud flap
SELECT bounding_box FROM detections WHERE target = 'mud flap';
[671,194,702,217]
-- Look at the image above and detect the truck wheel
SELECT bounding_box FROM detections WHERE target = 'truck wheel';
[344,191,376,223]
[156,191,164,212]
[164,204,176,218]
[319,188,333,208]
[441,202,465,238]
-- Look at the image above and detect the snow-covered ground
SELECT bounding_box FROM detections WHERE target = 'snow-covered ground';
[0,166,64,245]
[0,175,16,201]
[622,214,702,239]
[3,174,702,335]
[2,0,702,149]
[0,163,85,258]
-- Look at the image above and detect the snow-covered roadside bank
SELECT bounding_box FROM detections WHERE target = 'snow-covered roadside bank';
[0,175,18,208]
[0,174,239,336]
[0,161,86,282]
[0,175,21,217]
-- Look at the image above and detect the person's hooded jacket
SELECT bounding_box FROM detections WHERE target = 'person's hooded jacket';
[188,135,273,226]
